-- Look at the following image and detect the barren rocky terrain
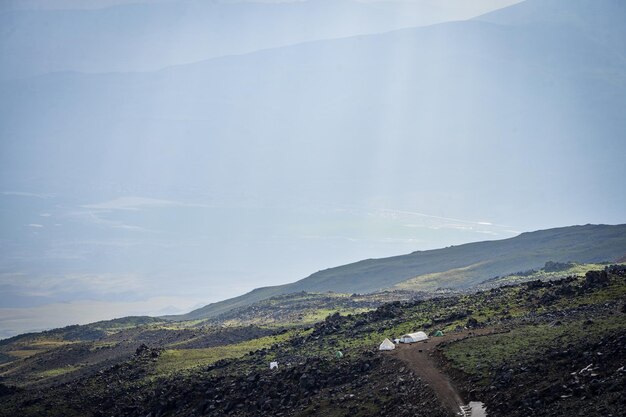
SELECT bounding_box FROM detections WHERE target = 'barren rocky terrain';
[0,263,624,416]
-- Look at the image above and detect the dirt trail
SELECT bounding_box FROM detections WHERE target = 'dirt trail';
[389,328,494,415]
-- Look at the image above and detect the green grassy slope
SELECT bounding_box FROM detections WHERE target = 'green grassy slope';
[174,224,626,320]
[397,261,621,292]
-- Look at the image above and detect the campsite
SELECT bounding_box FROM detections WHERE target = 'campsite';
[378,327,493,415]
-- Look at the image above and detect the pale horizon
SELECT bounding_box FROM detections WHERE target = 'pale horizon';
[1,0,624,339]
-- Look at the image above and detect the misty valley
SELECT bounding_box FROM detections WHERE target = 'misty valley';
[1,0,625,416]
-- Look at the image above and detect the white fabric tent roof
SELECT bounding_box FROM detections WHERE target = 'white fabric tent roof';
[379,338,395,351]
[400,331,428,343]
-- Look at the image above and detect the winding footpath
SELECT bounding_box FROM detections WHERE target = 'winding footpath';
[388,328,495,416]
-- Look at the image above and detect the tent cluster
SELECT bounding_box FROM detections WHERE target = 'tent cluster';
[378,330,444,350]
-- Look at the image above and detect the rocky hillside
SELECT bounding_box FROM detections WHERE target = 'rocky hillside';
[0,264,624,416]
[173,224,626,321]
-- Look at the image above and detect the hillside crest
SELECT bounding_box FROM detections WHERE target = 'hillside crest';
[172,224,626,321]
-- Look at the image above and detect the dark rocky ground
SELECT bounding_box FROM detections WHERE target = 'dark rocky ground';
[1,346,450,417]
[204,290,431,327]
[106,325,274,349]
[0,265,624,417]
[482,331,626,417]
[0,324,275,387]
[144,351,449,417]
[440,265,626,417]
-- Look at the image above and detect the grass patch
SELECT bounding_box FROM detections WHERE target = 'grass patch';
[89,341,119,351]
[555,281,626,309]
[394,262,488,291]
[443,315,626,378]
[482,263,620,287]
[155,331,296,375]
[28,340,75,348]
[5,349,46,359]
[37,365,81,379]
[301,308,372,324]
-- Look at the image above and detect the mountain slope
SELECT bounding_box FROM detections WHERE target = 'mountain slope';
[174,224,626,320]
[0,0,488,80]
[1,0,625,333]
[2,264,624,417]
[1,0,625,229]
[476,0,626,54]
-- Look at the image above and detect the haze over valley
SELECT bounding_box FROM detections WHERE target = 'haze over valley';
[1,0,624,338]
[1,2,626,417]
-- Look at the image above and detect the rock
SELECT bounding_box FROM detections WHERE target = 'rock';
[466,317,479,328]
[0,383,21,397]
[298,373,315,391]
[135,344,150,356]
[583,271,610,289]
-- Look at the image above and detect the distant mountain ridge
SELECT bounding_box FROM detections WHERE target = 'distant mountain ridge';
[0,0,478,80]
[2,0,624,226]
[171,224,626,321]
[1,0,625,336]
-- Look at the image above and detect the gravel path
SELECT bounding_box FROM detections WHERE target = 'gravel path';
[389,328,494,415]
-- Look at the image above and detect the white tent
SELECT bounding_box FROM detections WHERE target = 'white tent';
[269,361,279,370]
[399,331,428,343]
[379,338,396,351]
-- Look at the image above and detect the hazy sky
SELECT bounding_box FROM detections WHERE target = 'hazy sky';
[0,0,523,12]
[0,0,624,339]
